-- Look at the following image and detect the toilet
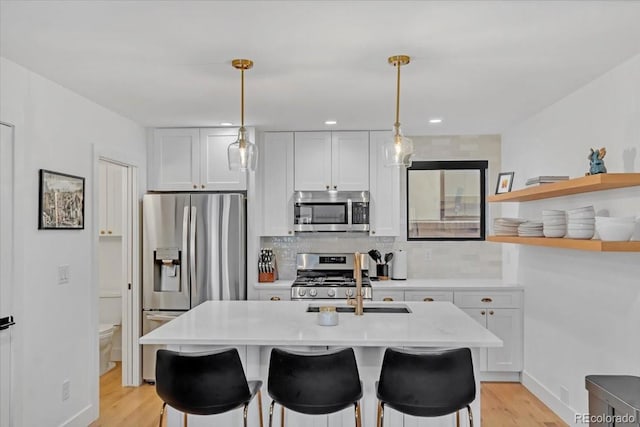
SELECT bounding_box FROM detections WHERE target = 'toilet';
[99,323,115,375]
[99,291,122,375]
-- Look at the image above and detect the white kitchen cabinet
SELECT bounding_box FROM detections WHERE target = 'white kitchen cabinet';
[148,127,249,191]
[261,132,294,236]
[369,131,400,236]
[98,160,125,237]
[404,290,454,303]
[200,127,247,191]
[149,128,200,190]
[372,289,404,302]
[258,289,291,301]
[456,291,523,374]
[294,131,369,191]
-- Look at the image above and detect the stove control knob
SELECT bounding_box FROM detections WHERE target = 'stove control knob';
[345,289,354,297]
[298,289,306,297]
[327,289,336,297]
[309,289,317,297]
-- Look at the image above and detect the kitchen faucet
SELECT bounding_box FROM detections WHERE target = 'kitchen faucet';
[347,252,364,315]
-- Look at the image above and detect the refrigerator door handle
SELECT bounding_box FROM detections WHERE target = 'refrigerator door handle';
[221,197,230,300]
[182,205,190,297]
[190,205,197,306]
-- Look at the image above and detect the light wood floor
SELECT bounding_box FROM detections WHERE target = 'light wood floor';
[91,363,567,426]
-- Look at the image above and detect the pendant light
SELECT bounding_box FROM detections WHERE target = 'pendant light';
[227,59,258,172]
[383,55,413,167]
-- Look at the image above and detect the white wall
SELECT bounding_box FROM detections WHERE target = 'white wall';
[0,57,146,426]
[502,54,640,425]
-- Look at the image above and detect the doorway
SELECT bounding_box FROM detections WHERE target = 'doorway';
[95,156,139,388]
[0,122,15,426]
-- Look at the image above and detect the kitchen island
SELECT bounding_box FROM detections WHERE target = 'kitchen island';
[140,300,502,427]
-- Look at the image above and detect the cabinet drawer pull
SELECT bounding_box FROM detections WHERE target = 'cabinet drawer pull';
[270,296,281,301]
[108,230,113,235]
[326,185,330,190]
[201,184,205,189]
[288,230,292,235]
[481,297,493,303]
[383,297,394,302]
[193,184,197,189]
[100,230,105,235]
[481,310,486,315]
[489,310,494,315]
[333,185,337,190]
[423,297,434,302]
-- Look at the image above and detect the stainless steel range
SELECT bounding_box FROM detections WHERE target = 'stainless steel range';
[291,253,372,300]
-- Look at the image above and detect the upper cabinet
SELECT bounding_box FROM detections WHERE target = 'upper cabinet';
[261,132,294,236]
[98,160,125,237]
[148,127,250,191]
[294,131,369,191]
[369,131,400,236]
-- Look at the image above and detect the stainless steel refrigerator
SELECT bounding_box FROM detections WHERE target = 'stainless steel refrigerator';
[141,193,246,382]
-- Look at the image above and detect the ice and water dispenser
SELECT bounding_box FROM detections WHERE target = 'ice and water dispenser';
[153,248,181,292]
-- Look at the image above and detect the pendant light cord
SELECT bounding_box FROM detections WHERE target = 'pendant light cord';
[240,67,245,128]
[395,59,401,130]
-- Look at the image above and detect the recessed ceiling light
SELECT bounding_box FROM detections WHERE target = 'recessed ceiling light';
[429,118,443,124]
[220,122,233,126]
[324,120,337,125]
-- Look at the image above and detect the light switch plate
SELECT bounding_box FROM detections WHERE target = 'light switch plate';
[58,265,70,285]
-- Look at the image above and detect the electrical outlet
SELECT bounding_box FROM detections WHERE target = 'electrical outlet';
[424,249,433,261]
[58,265,70,285]
[560,386,570,404]
[62,379,70,401]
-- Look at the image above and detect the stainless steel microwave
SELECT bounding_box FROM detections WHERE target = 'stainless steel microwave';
[294,191,370,232]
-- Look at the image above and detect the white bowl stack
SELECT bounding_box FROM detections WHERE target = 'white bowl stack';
[595,216,636,241]
[542,210,566,238]
[566,206,595,239]
[517,221,544,237]
[494,218,527,236]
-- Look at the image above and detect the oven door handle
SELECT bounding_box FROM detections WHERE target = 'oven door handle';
[347,199,353,227]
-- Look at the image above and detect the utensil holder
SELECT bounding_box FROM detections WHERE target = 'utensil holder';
[376,264,389,280]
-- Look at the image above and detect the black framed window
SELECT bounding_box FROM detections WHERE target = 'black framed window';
[407,160,487,241]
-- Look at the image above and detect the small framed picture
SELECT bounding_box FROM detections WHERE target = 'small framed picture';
[39,169,85,229]
[495,172,515,194]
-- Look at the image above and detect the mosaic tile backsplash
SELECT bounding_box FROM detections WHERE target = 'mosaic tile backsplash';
[261,135,503,280]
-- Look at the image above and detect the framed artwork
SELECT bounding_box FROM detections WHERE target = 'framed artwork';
[38,169,85,229]
[495,172,515,195]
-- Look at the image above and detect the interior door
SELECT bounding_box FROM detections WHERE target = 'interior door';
[0,122,15,427]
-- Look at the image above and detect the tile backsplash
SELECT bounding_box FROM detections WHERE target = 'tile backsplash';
[261,134,502,280]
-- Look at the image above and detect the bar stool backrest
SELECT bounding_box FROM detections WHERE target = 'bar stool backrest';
[156,348,252,416]
[377,347,476,417]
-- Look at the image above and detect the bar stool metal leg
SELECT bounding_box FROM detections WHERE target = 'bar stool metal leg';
[355,401,362,427]
[280,406,285,427]
[268,400,275,427]
[183,412,188,427]
[467,405,474,427]
[158,402,167,427]
[257,390,264,427]
[456,410,460,427]
[376,401,384,427]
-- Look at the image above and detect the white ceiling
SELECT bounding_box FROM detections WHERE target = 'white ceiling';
[1,1,640,135]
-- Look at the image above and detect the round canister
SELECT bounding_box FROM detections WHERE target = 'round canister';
[317,306,339,326]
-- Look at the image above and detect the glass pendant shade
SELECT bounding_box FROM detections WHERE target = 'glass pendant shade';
[227,126,257,171]
[383,125,413,167]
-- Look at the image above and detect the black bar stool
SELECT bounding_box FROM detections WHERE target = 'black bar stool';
[155,348,264,427]
[376,347,476,427]
[267,347,363,427]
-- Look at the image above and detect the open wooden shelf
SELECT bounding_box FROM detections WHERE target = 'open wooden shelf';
[488,173,640,203]
[487,236,640,252]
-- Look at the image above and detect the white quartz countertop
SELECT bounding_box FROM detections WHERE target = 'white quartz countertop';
[139,300,502,348]
[255,279,522,291]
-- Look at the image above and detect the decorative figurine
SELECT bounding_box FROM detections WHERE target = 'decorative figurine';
[587,147,607,175]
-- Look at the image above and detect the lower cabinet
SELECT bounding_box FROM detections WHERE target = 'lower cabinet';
[258,289,291,301]
[456,291,523,375]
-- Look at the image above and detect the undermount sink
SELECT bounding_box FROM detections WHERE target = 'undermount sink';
[306,304,412,314]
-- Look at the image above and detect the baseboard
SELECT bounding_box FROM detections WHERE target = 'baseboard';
[59,403,96,427]
[480,371,521,382]
[111,348,122,361]
[522,370,578,427]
